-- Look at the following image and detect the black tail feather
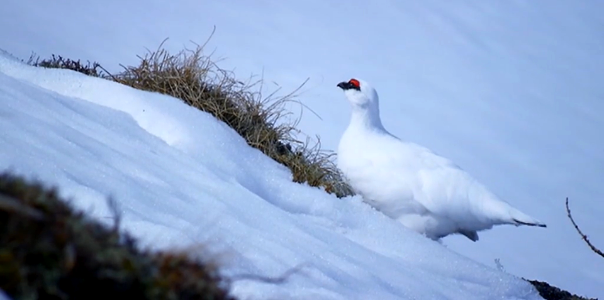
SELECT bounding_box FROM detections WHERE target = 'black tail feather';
[513,218,547,228]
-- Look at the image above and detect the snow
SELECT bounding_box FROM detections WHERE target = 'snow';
[0,53,542,299]
[1,0,603,298]
[0,290,9,300]
[336,78,545,242]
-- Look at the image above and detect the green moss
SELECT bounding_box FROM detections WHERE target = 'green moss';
[0,173,234,300]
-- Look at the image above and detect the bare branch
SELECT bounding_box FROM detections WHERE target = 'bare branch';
[565,197,604,258]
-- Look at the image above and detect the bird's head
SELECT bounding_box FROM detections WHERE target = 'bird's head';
[337,78,379,109]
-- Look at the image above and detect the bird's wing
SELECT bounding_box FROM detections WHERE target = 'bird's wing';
[386,140,499,224]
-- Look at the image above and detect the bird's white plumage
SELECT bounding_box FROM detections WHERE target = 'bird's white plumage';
[336,78,546,241]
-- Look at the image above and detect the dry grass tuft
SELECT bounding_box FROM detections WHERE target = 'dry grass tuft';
[110,37,353,198]
[27,53,105,77]
[26,35,354,198]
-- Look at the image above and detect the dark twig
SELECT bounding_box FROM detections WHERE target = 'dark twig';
[565,197,604,258]
[106,196,122,233]
[229,263,310,285]
[97,64,119,81]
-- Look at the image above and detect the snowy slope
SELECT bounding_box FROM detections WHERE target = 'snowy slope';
[1,0,603,297]
[0,53,543,299]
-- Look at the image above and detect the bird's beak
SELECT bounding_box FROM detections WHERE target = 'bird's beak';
[337,81,349,90]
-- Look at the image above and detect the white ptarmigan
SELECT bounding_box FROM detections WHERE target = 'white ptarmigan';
[336,78,546,242]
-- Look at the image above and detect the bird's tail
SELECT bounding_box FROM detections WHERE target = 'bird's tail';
[508,208,547,228]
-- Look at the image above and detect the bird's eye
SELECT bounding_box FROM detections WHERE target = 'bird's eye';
[349,79,360,89]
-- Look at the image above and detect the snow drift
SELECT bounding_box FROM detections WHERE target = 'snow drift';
[1,0,603,296]
[0,53,542,299]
